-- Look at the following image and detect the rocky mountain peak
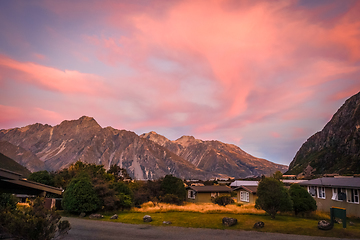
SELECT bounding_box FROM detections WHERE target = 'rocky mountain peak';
[286,91,360,175]
[175,135,202,146]
[57,116,101,132]
[140,131,170,145]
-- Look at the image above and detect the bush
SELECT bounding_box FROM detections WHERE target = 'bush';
[289,184,317,215]
[0,193,18,211]
[0,197,70,240]
[255,177,293,219]
[161,194,182,205]
[62,175,101,214]
[212,195,234,206]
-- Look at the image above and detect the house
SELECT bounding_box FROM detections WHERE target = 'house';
[233,185,258,204]
[300,177,360,217]
[230,181,259,204]
[186,185,232,203]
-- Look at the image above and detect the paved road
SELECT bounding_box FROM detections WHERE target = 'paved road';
[61,217,356,240]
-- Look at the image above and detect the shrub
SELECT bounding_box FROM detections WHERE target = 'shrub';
[212,195,234,206]
[289,184,317,215]
[0,197,70,240]
[255,177,293,219]
[161,194,182,205]
[62,175,101,214]
[0,193,18,211]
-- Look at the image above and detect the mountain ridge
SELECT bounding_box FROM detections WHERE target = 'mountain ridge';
[0,116,287,179]
[286,91,360,175]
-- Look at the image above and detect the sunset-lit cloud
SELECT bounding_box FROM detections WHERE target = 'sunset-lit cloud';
[0,0,359,165]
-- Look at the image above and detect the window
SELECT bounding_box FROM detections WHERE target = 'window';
[240,191,249,202]
[211,192,219,198]
[332,188,346,201]
[308,186,317,197]
[188,190,195,199]
[347,189,359,204]
[317,187,326,199]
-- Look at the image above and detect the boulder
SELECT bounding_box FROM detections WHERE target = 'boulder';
[318,220,333,230]
[110,214,118,219]
[253,221,265,229]
[163,221,172,225]
[79,212,86,218]
[143,215,152,222]
[89,213,104,219]
[222,217,237,227]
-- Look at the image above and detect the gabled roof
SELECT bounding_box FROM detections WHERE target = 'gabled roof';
[186,185,232,193]
[230,181,258,187]
[299,177,360,189]
[233,185,257,193]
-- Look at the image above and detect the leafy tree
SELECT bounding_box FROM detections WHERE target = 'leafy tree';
[116,193,132,210]
[28,170,55,186]
[62,175,101,214]
[255,177,293,219]
[289,184,317,215]
[160,175,186,202]
[212,195,234,206]
[272,171,283,180]
[107,165,131,181]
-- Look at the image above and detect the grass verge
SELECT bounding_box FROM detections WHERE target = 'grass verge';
[62,202,360,239]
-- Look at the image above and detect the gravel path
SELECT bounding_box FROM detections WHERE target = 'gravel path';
[61,217,357,240]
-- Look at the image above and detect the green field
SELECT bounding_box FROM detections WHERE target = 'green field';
[83,211,360,239]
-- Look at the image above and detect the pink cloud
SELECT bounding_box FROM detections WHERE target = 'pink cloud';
[0,105,65,129]
[0,55,109,96]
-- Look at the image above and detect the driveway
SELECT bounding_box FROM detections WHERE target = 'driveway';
[61,217,356,240]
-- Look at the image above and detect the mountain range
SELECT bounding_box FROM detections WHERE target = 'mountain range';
[286,91,360,176]
[0,116,287,179]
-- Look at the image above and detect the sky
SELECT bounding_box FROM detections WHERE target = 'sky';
[0,0,360,166]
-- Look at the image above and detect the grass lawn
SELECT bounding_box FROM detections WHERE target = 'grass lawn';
[94,211,360,239]
[62,203,360,239]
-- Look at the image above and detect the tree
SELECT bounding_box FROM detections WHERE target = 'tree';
[255,177,293,219]
[272,171,283,180]
[160,175,186,202]
[62,175,101,214]
[289,184,317,215]
[28,171,55,186]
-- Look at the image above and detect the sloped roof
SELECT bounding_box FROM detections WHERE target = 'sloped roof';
[233,185,258,193]
[230,181,258,187]
[187,185,232,193]
[299,177,360,189]
[0,168,63,195]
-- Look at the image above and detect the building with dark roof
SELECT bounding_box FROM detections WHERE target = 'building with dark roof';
[300,177,360,217]
[0,168,63,196]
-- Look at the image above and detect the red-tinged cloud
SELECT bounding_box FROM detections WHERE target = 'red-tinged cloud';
[84,0,360,125]
[0,55,108,96]
[0,105,64,129]
[1,0,360,164]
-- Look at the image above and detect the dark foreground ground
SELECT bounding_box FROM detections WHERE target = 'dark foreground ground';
[61,217,358,240]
